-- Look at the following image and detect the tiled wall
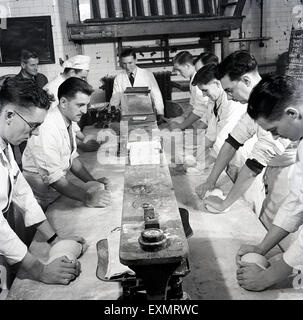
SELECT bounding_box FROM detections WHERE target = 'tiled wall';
[0,0,302,91]
[0,0,80,82]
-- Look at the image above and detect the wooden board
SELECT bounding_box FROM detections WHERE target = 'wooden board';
[119,164,189,266]
[286,28,303,81]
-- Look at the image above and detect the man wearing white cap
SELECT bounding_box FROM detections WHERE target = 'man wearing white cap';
[44,55,100,152]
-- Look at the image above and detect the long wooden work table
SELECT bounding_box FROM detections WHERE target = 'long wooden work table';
[7,118,303,300]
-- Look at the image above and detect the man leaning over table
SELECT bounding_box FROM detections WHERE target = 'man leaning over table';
[0,77,84,285]
[22,77,111,212]
[235,75,303,292]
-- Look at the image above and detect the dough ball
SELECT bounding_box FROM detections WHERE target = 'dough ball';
[48,240,82,263]
[241,253,269,270]
[85,181,105,191]
[205,188,224,199]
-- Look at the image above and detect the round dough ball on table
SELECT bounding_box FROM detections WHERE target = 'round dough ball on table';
[241,253,269,270]
[47,240,83,263]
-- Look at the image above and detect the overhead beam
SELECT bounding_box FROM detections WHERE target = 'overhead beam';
[68,16,244,41]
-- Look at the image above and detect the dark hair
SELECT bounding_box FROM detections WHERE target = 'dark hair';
[173,51,193,65]
[58,77,94,101]
[193,52,219,67]
[0,77,50,112]
[21,49,38,63]
[217,50,258,81]
[63,68,85,75]
[192,63,218,86]
[120,48,136,59]
[247,75,300,121]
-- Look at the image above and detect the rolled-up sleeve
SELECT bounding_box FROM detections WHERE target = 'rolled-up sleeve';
[230,112,256,145]
[28,131,67,185]
[0,211,27,265]
[283,229,303,268]
[191,87,210,124]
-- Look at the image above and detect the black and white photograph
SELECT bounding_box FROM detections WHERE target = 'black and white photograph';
[1,0,303,310]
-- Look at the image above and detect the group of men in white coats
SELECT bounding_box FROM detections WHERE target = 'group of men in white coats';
[1,45,302,293]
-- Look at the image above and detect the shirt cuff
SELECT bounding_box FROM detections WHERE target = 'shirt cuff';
[225,134,244,150]
[42,170,65,185]
[283,241,303,269]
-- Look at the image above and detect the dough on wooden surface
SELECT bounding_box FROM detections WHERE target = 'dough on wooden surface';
[47,240,82,263]
[241,253,270,270]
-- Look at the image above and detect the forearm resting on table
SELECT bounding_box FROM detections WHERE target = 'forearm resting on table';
[207,142,237,185]
[70,157,94,183]
[51,176,86,203]
[223,164,258,208]
[259,225,290,255]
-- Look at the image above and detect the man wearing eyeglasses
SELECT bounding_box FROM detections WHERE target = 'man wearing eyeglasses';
[0,77,84,285]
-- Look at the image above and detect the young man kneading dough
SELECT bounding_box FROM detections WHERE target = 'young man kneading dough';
[22,77,111,211]
[236,75,303,291]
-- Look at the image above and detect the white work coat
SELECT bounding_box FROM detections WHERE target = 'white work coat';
[43,74,80,132]
[22,107,79,204]
[0,138,46,264]
[110,67,165,115]
[230,112,297,167]
[190,73,211,125]
[271,140,303,267]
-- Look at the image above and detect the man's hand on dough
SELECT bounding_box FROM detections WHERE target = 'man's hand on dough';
[236,244,262,267]
[40,256,81,285]
[236,262,268,292]
[204,196,227,213]
[95,177,111,190]
[195,181,215,200]
[85,188,111,208]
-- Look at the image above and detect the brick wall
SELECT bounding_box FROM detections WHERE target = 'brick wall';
[0,0,80,82]
[0,0,302,91]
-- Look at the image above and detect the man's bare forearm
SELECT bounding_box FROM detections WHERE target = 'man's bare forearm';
[259,225,290,255]
[51,176,86,203]
[180,112,205,130]
[207,142,237,185]
[70,158,94,183]
[223,164,258,208]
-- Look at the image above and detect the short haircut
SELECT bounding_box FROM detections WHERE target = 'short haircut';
[247,75,300,121]
[63,68,85,75]
[21,49,38,63]
[0,77,50,112]
[217,50,258,81]
[173,51,193,65]
[58,77,94,101]
[192,63,218,86]
[193,52,219,66]
[120,48,136,59]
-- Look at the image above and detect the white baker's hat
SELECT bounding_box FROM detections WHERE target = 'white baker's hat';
[63,55,91,71]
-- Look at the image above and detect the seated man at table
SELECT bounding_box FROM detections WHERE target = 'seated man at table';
[235,75,303,292]
[168,51,217,131]
[0,77,84,285]
[110,48,165,122]
[44,55,100,153]
[22,77,111,211]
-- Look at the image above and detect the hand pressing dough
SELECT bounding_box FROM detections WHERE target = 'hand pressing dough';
[47,240,83,263]
[85,181,105,191]
[204,188,229,213]
[241,253,269,270]
[205,188,224,199]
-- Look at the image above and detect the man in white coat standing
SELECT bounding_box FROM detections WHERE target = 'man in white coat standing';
[110,48,165,122]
